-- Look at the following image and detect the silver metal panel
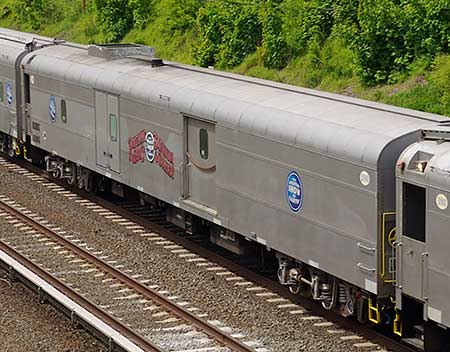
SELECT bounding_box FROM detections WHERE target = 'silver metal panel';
[120,99,181,204]
[401,237,427,301]
[427,270,450,326]
[396,132,450,328]
[216,126,378,291]
[29,87,96,167]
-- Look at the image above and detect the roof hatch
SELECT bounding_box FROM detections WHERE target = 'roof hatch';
[88,43,155,61]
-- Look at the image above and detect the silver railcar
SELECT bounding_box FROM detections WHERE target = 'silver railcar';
[396,126,450,350]
[1,27,449,350]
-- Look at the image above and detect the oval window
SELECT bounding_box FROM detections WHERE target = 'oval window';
[109,113,118,142]
[61,99,67,123]
[199,128,208,159]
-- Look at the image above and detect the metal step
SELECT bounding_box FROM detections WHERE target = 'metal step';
[413,324,424,336]
[402,337,424,351]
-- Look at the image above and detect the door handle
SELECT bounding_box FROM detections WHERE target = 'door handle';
[357,242,376,253]
[357,262,376,273]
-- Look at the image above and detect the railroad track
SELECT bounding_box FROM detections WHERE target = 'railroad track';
[0,195,257,352]
[0,153,416,352]
[98,201,415,352]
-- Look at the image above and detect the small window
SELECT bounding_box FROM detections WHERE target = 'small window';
[403,182,426,242]
[61,99,67,123]
[199,128,208,159]
[0,82,3,103]
[109,113,118,142]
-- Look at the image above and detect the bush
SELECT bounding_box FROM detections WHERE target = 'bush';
[356,0,450,85]
[282,0,334,56]
[356,0,407,84]
[16,0,62,30]
[164,0,203,35]
[128,0,153,29]
[94,0,133,41]
[260,0,288,69]
[194,1,261,68]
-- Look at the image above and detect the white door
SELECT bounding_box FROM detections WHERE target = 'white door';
[95,91,120,173]
[186,117,216,208]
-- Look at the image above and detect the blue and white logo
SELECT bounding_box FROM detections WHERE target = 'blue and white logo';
[145,131,156,163]
[286,171,303,212]
[49,95,57,123]
[6,82,13,106]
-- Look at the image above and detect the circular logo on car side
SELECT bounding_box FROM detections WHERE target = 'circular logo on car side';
[286,171,304,212]
[145,131,156,163]
[6,82,13,106]
[436,194,448,210]
[360,171,371,186]
[49,95,57,123]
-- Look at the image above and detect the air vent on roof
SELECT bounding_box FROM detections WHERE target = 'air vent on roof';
[88,43,155,60]
[423,125,450,142]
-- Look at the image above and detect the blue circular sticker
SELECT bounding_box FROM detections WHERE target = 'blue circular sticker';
[6,82,13,106]
[49,95,56,123]
[145,131,156,163]
[286,171,303,212]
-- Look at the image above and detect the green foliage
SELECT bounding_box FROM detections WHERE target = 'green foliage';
[15,0,63,30]
[0,1,12,19]
[282,0,334,56]
[332,0,360,43]
[356,0,450,85]
[94,0,133,41]
[384,55,450,115]
[260,0,288,69]
[164,0,202,35]
[193,2,226,67]
[194,1,261,68]
[402,1,450,59]
[356,0,406,84]
[3,0,450,117]
[128,0,154,29]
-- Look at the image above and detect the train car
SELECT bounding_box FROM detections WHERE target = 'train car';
[396,125,450,350]
[1,27,450,350]
[0,29,35,149]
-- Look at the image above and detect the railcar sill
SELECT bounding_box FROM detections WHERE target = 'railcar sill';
[182,198,218,217]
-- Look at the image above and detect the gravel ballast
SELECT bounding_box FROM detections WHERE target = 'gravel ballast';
[0,268,105,352]
[0,161,387,352]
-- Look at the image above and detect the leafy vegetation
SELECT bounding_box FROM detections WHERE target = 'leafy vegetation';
[1,0,450,116]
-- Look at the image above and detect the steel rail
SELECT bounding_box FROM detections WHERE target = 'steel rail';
[0,235,162,352]
[0,198,255,352]
[0,153,415,352]
[95,200,415,352]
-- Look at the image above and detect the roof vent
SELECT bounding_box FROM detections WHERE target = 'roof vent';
[88,43,155,60]
[423,125,450,142]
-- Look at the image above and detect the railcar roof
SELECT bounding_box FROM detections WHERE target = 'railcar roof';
[1,27,447,167]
